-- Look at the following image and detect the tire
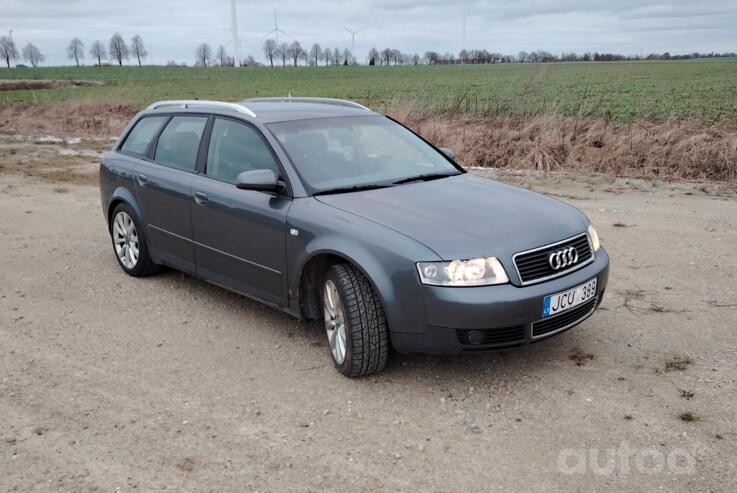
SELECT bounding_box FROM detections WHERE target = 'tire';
[110,203,159,277]
[323,263,389,377]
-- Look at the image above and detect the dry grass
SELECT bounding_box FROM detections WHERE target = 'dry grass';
[389,104,737,181]
[0,100,735,181]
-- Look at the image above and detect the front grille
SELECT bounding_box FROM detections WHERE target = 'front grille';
[514,233,593,285]
[532,297,597,338]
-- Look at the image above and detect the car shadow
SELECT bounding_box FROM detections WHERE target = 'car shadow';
[150,268,594,385]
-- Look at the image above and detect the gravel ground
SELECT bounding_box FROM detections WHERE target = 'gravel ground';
[1,160,736,491]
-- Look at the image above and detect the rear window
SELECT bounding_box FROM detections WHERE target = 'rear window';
[120,116,168,156]
[154,116,208,172]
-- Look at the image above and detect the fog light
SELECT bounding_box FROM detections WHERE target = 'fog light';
[466,330,485,345]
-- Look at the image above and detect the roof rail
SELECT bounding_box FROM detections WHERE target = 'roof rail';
[243,97,371,112]
[146,100,257,118]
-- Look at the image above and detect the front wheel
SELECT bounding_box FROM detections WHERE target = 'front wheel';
[323,264,389,377]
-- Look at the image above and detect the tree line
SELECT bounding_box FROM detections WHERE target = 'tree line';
[1,32,735,69]
[65,34,149,67]
[0,36,45,68]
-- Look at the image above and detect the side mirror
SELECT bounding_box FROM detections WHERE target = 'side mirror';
[235,169,280,193]
[439,147,456,160]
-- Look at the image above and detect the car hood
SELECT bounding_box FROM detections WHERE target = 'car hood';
[315,173,590,262]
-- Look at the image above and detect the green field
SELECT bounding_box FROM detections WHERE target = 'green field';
[1,59,736,124]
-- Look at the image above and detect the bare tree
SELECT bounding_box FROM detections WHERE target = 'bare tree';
[195,43,212,67]
[381,48,392,65]
[391,49,401,65]
[323,48,333,66]
[275,42,288,67]
[90,40,106,66]
[332,47,340,66]
[423,51,439,65]
[109,33,129,66]
[342,48,353,65]
[263,38,276,67]
[309,43,322,66]
[22,43,44,68]
[367,47,379,65]
[67,38,84,67]
[216,45,227,66]
[130,35,147,67]
[288,41,303,67]
[0,36,19,68]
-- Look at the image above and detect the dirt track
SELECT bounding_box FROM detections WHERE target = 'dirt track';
[1,149,736,491]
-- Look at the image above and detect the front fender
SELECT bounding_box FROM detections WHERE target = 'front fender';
[287,198,440,335]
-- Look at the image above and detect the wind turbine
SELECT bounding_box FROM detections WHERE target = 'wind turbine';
[265,10,291,46]
[229,0,241,67]
[462,0,471,54]
[344,27,365,53]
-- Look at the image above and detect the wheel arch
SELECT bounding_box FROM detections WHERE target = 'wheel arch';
[106,187,155,264]
[107,186,144,230]
[296,247,395,328]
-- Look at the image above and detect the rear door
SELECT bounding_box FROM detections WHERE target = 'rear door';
[134,114,208,273]
[191,116,291,305]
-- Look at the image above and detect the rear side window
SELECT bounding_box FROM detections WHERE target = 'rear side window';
[206,118,280,183]
[120,116,168,156]
[154,116,208,172]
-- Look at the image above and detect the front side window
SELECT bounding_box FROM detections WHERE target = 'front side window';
[154,116,208,172]
[120,116,168,156]
[205,118,280,183]
[267,116,460,194]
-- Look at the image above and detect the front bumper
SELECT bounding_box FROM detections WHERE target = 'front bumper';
[390,248,610,353]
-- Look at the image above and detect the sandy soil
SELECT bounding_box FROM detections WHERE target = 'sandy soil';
[1,138,736,491]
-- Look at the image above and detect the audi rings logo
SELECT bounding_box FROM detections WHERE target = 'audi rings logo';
[549,247,579,270]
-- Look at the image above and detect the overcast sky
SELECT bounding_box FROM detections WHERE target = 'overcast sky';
[1,0,735,66]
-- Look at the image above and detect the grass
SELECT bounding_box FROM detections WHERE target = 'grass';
[1,59,736,124]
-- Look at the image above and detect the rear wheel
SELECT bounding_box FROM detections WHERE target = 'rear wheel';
[110,203,159,277]
[323,264,389,377]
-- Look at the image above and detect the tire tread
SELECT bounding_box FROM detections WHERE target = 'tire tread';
[329,263,388,377]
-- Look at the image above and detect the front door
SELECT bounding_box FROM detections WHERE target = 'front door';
[191,117,291,305]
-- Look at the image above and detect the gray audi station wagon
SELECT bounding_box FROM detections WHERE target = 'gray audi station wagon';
[100,97,610,377]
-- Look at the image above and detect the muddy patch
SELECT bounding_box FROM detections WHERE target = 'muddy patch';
[0,80,104,91]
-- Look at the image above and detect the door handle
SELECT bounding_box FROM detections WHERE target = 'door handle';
[136,174,149,187]
[193,191,209,205]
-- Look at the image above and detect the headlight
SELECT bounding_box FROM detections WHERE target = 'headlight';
[588,224,601,251]
[417,257,509,286]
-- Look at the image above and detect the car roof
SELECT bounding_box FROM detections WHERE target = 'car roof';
[143,97,377,124]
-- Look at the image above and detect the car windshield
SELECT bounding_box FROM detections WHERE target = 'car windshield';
[267,116,461,194]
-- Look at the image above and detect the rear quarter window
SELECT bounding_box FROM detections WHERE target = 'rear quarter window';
[120,116,168,156]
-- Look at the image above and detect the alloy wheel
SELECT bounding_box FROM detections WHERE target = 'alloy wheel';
[324,279,347,365]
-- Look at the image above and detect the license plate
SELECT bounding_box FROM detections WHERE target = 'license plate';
[543,278,597,318]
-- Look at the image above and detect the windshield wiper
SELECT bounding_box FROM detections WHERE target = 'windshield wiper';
[313,183,393,196]
[392,172,460,185]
